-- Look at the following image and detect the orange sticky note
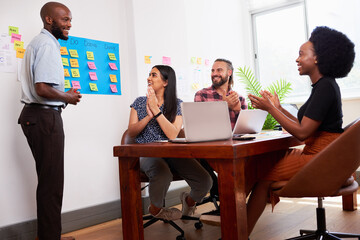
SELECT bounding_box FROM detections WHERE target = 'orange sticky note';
[110,84,118,93]
[70,59,79,68]
[71,69,80,78]
[89,83,98,91]
[144,56,151,64]
[64,69,70,77]
[16,48,25,59]
[72,81,81,89]
[109,74,117,82]
[69,49,79,58]
[197,58,202,65]
[60,47,68,55]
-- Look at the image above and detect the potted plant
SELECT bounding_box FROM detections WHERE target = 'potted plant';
[236,66,292,130]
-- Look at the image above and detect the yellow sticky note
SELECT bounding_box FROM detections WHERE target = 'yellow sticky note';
[60,47,68,55]
[62,58,69,66]
[70,59,79,68]
[109,74,117,82]
[197,58,202,65]
[86,51,94,60]
[16,48,25,59]
[144,56,151,64]
[108,53,116,60]
[14,40,24,50]
[69,49,79,58]
[71,69,80,78]
[64,80,71,88]
[89,83,98,91]
[9,26,19,36]
[64,69,70,77]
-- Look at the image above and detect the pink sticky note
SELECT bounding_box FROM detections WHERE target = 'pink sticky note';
[71,81,81,89]
[110,84,118,93]
[11,33,22,43]
[162,56,171,65]
[109,62,118,70]
[89,72,98,80]
[87,62,97,70]
[205,59,210,66]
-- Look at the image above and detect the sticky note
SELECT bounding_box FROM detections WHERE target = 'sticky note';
[60,47,68,55]
[71,81,81,89]
[190,57,196,64]
[14,40,24,50]
[162,56,171,65]
[89,83,98,91]
[89,72,98,80]
[62,58,69,66]
[11,33,21,43]
[8,26,19,36]
[144,56,151,64]
[108,53,116,60]
[64,69,70,77]
[197,58,202,65]
[86,51,94,60]
[109,62,118,70]
[110,84,118,93]
[87,62,96,70]
[64,80,71,88]
[71,69,80,78]
[70,59,79,68]
[16,48,25,59]
[69,49,79,58]
[109,74,117,82]
[205,59,210,66]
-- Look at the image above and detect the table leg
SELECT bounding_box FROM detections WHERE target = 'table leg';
[207,158,248,240]
[118,157,144,240]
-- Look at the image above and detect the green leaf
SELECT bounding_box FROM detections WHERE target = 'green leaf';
[235,66,293,130]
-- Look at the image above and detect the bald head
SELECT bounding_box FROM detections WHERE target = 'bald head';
[40,2,70,25]
[40,2,72,40]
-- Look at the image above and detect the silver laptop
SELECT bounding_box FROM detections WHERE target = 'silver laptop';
[170,101,232,143]
[232,109,268,135]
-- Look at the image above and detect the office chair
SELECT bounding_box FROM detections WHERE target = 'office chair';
[271,118,360,240]
[121,129,202,240]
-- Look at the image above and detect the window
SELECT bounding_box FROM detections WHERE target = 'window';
[251,0,360,102]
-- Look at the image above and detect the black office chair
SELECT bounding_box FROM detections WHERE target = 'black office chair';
[121,129,202,240]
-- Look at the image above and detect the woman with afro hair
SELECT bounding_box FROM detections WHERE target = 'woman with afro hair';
[246,26,355,237]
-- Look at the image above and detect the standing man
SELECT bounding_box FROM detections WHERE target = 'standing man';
[18,2,81,240]
[194,58,247,129]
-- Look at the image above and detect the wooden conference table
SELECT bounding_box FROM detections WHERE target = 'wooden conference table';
[113,133,355,240]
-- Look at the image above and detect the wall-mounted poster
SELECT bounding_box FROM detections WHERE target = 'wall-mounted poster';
[59,36,121,95]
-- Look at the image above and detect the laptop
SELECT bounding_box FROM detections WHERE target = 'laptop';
[169,101,233,143]
[232,109,268,137]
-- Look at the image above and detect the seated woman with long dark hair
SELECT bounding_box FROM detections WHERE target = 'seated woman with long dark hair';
[127,65,212,221]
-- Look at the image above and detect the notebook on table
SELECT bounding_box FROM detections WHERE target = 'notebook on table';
[232,109,268,139]
[169,101,233,143]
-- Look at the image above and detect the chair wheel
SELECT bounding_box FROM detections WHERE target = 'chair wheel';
[195,221,203,229]
[176,235,186,240]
